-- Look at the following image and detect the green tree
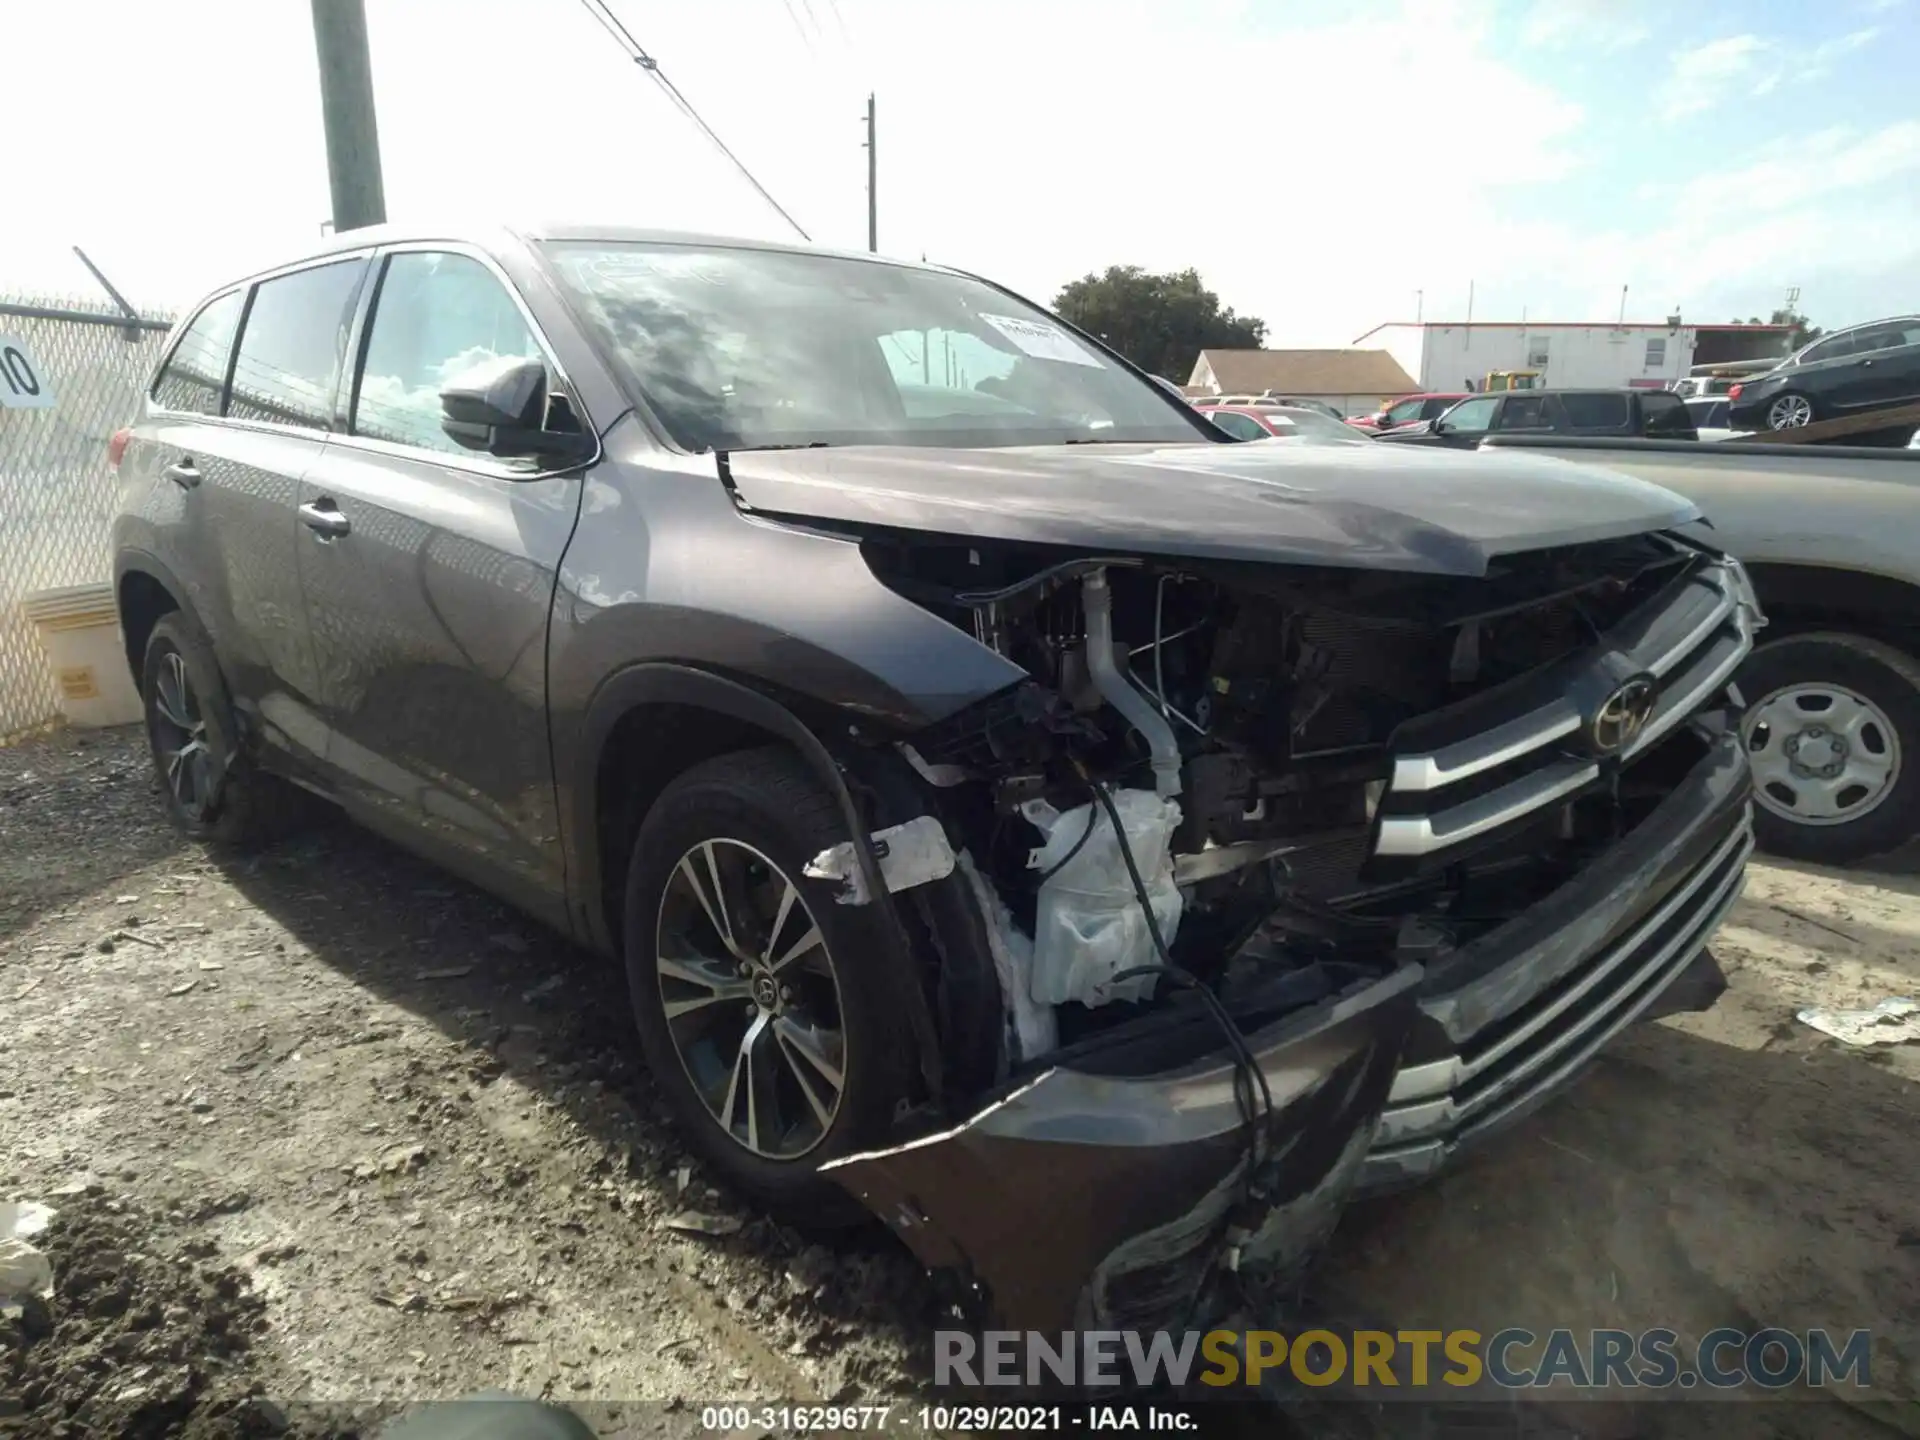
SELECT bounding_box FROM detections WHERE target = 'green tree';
[1053,266,1267,381]
[1733,308,1824,349]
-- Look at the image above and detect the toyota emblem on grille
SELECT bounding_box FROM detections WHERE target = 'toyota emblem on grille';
[1589,676,1658,755]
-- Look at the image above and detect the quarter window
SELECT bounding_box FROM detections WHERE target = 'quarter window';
[151,290,245,415]
[352,252,545,454]
[227,260,369,431]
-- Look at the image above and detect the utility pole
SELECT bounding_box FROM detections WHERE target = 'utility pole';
[310,0,387,232]
[863,93,877,252]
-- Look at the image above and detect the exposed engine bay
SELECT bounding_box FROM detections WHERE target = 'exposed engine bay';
[837,529,1712,1072]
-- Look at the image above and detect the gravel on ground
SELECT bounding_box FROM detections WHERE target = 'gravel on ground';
[2,727,1915,1438]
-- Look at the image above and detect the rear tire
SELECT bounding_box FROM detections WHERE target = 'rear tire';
[1738,632,1920,864]
[622,746,915,1227]
[141,612,306,848]
[1764,391,1817,430]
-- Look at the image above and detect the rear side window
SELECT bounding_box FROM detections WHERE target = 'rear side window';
[1639,392,1695,437]
[1497,395,1556,430]
[1559,393,1630,428]
[352,251,544,454]
[1208,410,1269,440]
[1419,398,1455,419]
[1801,333,1859,365]
[151,291,245,415]
[228,260,369,431]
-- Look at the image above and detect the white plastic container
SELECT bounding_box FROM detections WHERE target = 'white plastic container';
[1023,790,1184,1008]
[19,583,143,728]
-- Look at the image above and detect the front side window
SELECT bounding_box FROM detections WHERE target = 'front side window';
[227,260,369,430]
[353,252,545,454]
[1383,398,1426,424]
[151,290,245,415]
[1439,396,1500,430]
[539,241,1205,451]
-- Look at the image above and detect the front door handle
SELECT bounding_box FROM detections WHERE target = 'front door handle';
[163,459,201,490]
[298,500,351,539]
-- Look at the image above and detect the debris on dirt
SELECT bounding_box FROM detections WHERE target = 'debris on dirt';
[661,1210,743,1238]
[1798,996,1920,1046]
[167,979,199,997]
[352,1144,430,1181]
[415,966,473,981]
[1,1201,55,1302]
[0,1193,277,1438]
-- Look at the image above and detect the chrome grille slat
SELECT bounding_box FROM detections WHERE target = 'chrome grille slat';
[1453,832,1750,1136]
[1375,560,1754,860]
[1454,821,1750,1085]
[1366,810,1753,1165]
[1375,758,1598,858]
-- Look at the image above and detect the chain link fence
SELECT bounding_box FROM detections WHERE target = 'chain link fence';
[0,293,174,740]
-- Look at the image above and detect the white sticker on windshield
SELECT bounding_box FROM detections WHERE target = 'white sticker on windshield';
[979,313,1104,368]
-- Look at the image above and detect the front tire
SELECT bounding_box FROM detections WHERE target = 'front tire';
[1738,632,1920,863]
[622,746,915,1226]
[140,612,304,848]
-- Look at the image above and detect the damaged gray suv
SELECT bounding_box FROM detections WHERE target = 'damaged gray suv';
[112,225,1760,1333]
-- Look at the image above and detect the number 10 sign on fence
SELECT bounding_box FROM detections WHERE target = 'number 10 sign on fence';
[0,334,57,408]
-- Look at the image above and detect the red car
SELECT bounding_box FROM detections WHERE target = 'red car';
[1348,392,1469,432]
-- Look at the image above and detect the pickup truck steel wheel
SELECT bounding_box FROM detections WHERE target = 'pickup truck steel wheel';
[1765,392,1815,429]
[140,613,304,848]
[622,746,915,1225]
[1738,632,1920,863]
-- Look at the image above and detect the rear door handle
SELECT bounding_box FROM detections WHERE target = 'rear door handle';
[163,459,201,490]
[298,500,351,539]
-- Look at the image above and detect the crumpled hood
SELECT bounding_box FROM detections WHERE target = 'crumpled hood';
[721,438,1702,576]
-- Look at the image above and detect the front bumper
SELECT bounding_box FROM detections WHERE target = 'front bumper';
[825,964,1422,1333]
[1359,730,1754,1192]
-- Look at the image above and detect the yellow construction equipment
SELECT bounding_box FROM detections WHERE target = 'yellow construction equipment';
[1482,370,1542,392]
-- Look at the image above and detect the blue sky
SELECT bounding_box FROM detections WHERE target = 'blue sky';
[4,0,1913,347]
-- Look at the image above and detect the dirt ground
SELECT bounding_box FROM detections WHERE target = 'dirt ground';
[2,726,1916,1438]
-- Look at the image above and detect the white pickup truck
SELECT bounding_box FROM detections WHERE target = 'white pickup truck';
[1482,435,1920,864]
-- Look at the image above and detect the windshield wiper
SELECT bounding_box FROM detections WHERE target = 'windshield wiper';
[716,441,834,453]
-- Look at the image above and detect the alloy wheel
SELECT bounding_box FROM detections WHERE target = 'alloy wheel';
[1744,682,1901,827]
[654,838,847,1160]
[150,650,214,816]
[1767,394,1813,429]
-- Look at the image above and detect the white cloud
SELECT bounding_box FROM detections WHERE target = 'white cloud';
[0,0,1902,353]
[1658,34,1771,120]
[1519,3,1649,54]
[1658,26,1881,120]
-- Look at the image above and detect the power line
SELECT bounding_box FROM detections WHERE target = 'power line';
[779,0,819,54]
[822,0,852,44]
[576,0,811,242]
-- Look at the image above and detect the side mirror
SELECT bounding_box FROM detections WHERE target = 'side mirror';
[440,355,593,464]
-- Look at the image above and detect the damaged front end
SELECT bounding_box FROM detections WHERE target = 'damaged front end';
[787,525,1757,1334]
